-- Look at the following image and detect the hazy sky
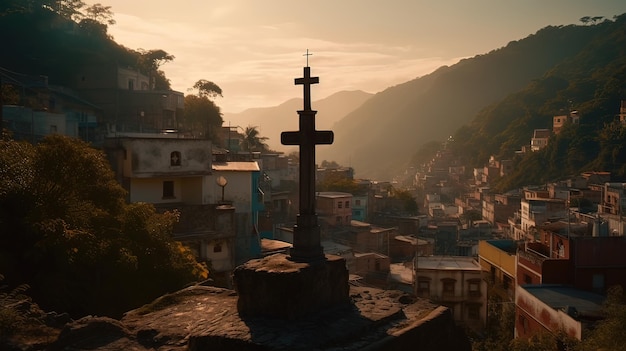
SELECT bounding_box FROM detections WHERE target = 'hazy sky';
[85,1,626,113]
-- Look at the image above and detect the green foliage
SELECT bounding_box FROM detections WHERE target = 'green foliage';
[452,15,626,191]
[578,286,626,351]
[192,79,223,99]
[0,135,207,318]
[136,49,174,90]
[0,3,172,92]
[391,188,418,215]
[318,173,361,194]
[240,125,269,152]
[320,160,340,168]
[409,140,442,169]
[181,94,223,140]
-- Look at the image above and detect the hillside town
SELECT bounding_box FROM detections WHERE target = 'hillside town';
[3,60,626,347]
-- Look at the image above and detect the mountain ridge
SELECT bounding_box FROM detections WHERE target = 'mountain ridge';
[317,23,601,180]
[223,90,373,152]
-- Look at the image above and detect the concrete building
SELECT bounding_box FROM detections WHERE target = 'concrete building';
[482,193,521,227]
[478,240,517,302]
[515,285,603,340]
[516,221,626,293]
[75,64,184,136]
[316,191,353,227]
[413,256,487,332]
[104,136,263,268]
[530,129,551,151]
[2,84,100,143]
[519,198,567,240]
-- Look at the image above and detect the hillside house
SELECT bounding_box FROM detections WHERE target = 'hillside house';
[519,198,567,240]
[552,110,580,135]
[515,285,603,341]
[530,129,550,151]
[478,240,517,302]
[103,136,240,272]
[211,156,264,264]
[2,83,100,143]
[75,64,184,136]
[414,256,487,332]
[316,191,353,227]
[482,192,521,227]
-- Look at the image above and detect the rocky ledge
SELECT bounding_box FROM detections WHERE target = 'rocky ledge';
[44,284,470,351]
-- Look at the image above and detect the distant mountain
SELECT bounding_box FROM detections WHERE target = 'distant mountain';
[316,20,608,180]
[223,90,373,152]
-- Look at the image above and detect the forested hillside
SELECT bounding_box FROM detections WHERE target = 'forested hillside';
[318,15,624,181]
[449,13,626,191]
[0,2,171,90]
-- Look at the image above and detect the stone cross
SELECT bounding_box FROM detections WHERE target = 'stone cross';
[281,64,334,262]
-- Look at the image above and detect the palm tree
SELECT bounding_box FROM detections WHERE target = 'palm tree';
[240,125,269,152]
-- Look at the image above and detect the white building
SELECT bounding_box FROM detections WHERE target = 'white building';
[413,256,487,332]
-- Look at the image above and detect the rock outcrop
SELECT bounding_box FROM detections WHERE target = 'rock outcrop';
[47,284,470,351]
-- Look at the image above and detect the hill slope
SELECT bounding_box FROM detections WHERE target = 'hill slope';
[449,14,626,190]
[317,22,601,180]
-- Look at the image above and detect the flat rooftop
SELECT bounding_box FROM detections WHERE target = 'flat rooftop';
[416,256,480,271]
[522,285,604,317]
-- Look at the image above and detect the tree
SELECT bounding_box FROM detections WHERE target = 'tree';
[391,188,418,215]
[78,3,114,37]
[318,172,360,194]
[580,16,591,25]
[320,160,339,168]
[578,286,626,351]
[192,79,223,99]
[0,135,207,318]
[182,94,223,140]
[54,0,85,21]
[83,2,114,25]
[241,125,269,152]
[136,49,174,90]
[180,79,223,140]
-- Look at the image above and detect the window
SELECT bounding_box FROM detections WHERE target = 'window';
[355,199,361,206]
[524,274,532,285]
[213,243,222,253]
[468,279,481,297]
[49,125,57,133]
[467,304,480,320]
[354,210,361,217]
[338,201,342,209]
[163,181,175,198]
[442,279,455,297]
[170,151,181,166]
[345,201,350,208]
[128,79,135,90]
[417,277,430,297]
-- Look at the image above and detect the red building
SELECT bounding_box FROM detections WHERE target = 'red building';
[515,221,626,340]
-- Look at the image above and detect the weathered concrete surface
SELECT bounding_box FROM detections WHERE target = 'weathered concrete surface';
[233,253,350,319]
[49,284,471,351]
